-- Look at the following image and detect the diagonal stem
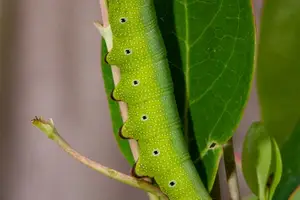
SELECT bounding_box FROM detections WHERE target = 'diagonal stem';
[31,116,168,200]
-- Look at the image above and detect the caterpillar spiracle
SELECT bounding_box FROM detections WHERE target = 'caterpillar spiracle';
[97,0,211,199]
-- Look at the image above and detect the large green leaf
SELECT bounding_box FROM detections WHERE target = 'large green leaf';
[273,121,300,200]
[154,0,255,190]
[256,0,300,147]
[289,187,300,200]
[100,0,255,190]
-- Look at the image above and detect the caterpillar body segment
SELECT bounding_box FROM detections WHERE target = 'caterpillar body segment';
[103,0,211,199]
[111,61,173,104]
[120,95,180,140]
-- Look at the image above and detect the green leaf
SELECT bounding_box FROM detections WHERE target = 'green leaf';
[289,187,300,200]
[200,146,223,190]
[268,136,282,200]
[154,0,255,190]
[273,121,300,200]
[241,122,282,200]
[101,42,135,166]
[256,0,300,147]
[242,122,272,200]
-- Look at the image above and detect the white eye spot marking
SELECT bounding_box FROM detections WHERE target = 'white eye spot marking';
[120,17,127,23]
[152,149,160,156]
[141,115,148,121]
[124,49,132,55]
[132,80,139,86]
[169,180,176,187]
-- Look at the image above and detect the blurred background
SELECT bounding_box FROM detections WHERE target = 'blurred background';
[0,0,262,199]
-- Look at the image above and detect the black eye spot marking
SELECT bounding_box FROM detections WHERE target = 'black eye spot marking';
[152,149,160,156]
[169,180,176,187]
[124,49,132,55]
[209,142,217,149]
[132,80,139,86]
[120,17,127,23]
[141,115,148,121]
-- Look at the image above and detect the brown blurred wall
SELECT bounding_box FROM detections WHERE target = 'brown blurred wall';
[0,0,262,200]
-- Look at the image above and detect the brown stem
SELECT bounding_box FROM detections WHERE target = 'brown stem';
[223,139,241,200]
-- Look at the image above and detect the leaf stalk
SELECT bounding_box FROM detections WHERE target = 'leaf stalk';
[31,116,168,200]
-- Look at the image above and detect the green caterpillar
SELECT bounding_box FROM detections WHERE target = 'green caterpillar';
[99,0,211,199]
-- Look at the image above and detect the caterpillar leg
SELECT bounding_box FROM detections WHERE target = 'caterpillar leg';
[118,121,136,139]
[103,51,117,65]
[110,79,126,101]
[110,89,120,101]
[118,125,132,139]
[130,159,148,178]
[118,126,128,139]
[104,53,109,64]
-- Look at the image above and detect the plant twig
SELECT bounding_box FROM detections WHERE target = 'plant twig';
[148,193,161,200]
[31,116,168,200]
[223,139,241,200]
[234,152,242,170]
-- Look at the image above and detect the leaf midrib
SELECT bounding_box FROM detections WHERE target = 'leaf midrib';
[183,0,190,144]
[182,0,224,144]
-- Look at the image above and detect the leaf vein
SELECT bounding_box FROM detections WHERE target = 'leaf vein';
[189,0,224,48]
[190,2,241,106]
[183,0,190,143]
[197,0,242,142]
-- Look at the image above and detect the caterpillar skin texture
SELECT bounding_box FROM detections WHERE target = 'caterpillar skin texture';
[105,0,211,199]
